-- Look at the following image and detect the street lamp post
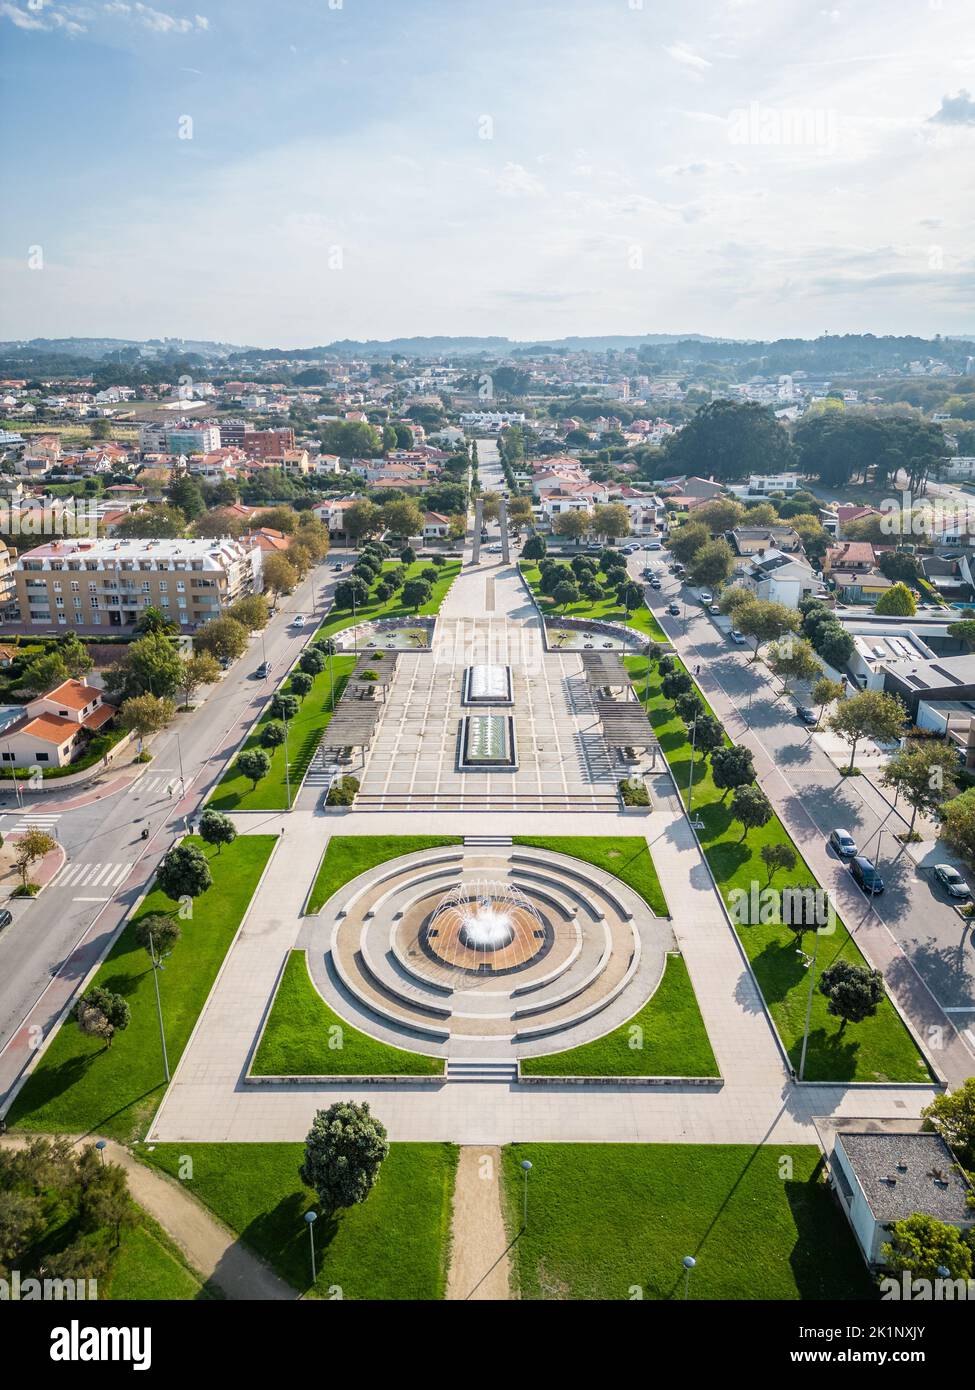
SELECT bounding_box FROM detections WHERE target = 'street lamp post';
[175,732,186,799]
[797,927,822,1082]
[148,934,171,1084]
[520,1158,532,1229]
[682,1255,696,1299]
[687,714,699,819]
[95,1139,107,1165]
[304,1210,318,1284]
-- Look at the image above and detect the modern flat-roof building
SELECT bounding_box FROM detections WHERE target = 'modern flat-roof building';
[14,536,260,630]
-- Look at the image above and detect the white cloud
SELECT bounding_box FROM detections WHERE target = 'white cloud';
[663,43,712,72]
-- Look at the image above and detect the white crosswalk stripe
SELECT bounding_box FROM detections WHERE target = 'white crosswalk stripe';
[7,814,62,834]
[50,861,131,890]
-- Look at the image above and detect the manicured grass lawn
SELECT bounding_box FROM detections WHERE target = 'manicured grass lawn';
[208,654,355,812]
[521,561,668,642]
[252,951,443,1076]
[108,1211,213,1300]
[317,558,461,641]
[305,834,462,915]
[521,955,718,1077]
[627,652,932,1083]
[503,1143,875,1300]
[143,1142,458,1299]
[513,834,669,917]
[7,835,276,1142]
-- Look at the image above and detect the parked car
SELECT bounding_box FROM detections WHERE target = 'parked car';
[667,602,681,616]
[851,855,884,894]
[829,828,858,858]
[934,863,971,898]
[0,908,12,931]
[699,590,713,604]
[646,540,662,550]
[707,603,721,616]
[795,705,818,726]
[332,561,343,570]
[730,629,746,645]
[256,660,272,679]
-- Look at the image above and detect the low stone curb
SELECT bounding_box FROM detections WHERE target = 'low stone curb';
[242,1071,444,1086]
[516,1072,724,1088]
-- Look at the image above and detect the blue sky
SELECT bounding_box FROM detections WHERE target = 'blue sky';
[1,0,973,345]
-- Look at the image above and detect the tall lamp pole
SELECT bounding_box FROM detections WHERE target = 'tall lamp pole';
[682,1255,696,1299]
[687,714,699,819]
[304,1210,318,1284]
[520,1158,532,1229]
[283,710,292,810]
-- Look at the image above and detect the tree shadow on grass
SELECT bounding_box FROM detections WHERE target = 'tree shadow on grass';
[746,934,809,1005]
[784,1161,876,1300]
[786,1026,860,1082]
[240,1189,338,1293]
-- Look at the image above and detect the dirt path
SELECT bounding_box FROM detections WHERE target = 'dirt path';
[1,1135,294,1301]
[445,1146,513,1301]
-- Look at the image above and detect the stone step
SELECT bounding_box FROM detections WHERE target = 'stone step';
[464,836,513,846]
[445,1058,518,1083]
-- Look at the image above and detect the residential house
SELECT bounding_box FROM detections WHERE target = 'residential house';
[422,511,451,541]
[1,678,116,769]
[823,541,892,604]
[740,549,822,609]
[729,526,802,557]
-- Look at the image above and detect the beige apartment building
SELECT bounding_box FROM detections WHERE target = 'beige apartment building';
[15,536,260,631]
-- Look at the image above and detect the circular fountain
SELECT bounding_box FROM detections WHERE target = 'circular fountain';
[426,880,547,972]
[460,899,516,951]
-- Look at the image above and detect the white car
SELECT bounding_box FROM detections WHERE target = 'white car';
[730,629,746,645]
[291,614,305,628]
[699,590,713,604]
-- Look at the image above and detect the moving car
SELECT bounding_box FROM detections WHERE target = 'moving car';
[0,908,12,932]
[332,561,343,570]
[934,863,971,898]
[828,828,858,858]
[850,855,884,894]
[291,614,305,628]
[730,629,746,645]
[667,602,681,616]
[795,705,818,726]
[649,579,661,591]
[256,660,272,679]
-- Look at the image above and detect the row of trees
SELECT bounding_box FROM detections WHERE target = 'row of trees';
[535,553,642,616]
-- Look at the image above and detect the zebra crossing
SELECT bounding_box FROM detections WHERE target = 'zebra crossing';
[129,773,182,797]
[50,861,132,892]
[4,812,61,835]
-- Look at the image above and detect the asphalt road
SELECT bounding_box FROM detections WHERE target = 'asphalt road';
[0,551,355,1095]
[629,547,975,1050]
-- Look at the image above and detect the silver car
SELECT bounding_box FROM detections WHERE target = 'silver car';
[934,863,971,899]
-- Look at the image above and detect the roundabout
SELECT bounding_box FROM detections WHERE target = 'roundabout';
[301,843,677,1060]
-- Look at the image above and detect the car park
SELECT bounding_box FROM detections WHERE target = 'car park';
[934,863,971,898]
[851,855,884,894]
[730,629,746,644]
[795,705,818,726]
[828,828,858,858]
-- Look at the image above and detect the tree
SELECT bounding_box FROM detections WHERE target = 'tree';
[56,632,94,678]
[665,399,794,480]
[761,842,797,884]
[134,912,181,957]
[947,620,975,653]
[550,579,579,611]
[105,630,183,702]
[237,747,271,789]
[694,497,745,534]
[522,533,547,562]
[133,605,179,637]
[199,808,237,855]
[344,499,383,542]
[668,522,710,566]
[166,474,206,521]
[227,594,270,632]
[882,1213,973,1282]
[194,617,249,664]
[881,742,959,833]
[811,676,846,729]
[812,619,854,670]
[875,581,917,617]
[262,553,298,599]
[79,1158,134,1248]
[921,1076,975,1173]
[261,719,286,748]
[76,985,130,1048]
[711,745,756,801]
[828,689,906,773]
[766,636,822,698]
[688,538,734,590]
[380,499,424,540]
[661,668,692,702]
[402,578,432,612]
[271,692,299,720]
[119,692,175,739]
[178,651,221,706]
[290,670,314,697]
[298,647,326,675]
[676,690,704,723]
[731,783,773,841]
[299,1101,390,1216]
[591,503,630,542]
[695,713,724,761]
[334,577,370,611]
[818,959,885,1031]
[114,504,186,539]
[553,510,590,544]
[399,545,417,565]
[735,599,800,661]
[156,842,212,900]
[16,651,68,696]
[938,786,975,868]
[878,550,920,586]
[718,584,753,618]
[14,828,57,889]
[616,580,644,617]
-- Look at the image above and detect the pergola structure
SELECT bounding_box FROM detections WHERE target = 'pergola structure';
[580,652,634,691]
[595,697,661,763]
[346,650,401,701]
[317,699,384,755]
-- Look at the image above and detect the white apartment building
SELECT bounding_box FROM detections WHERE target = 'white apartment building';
[728,472,802,499]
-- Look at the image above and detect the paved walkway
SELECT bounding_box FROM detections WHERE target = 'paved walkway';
[445,1147,512,1301]
[0,1135,294,1301]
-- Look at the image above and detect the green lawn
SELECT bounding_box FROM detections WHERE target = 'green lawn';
[503,1144,875,1300]
[521,954,718,1077]
[316,558,461,641]
[252,951,443,1076]
[627,652,932,1083]
[7,834,276,1142]
[108,1211,214,1300]
[513,835,669,917]
[208,654,355,811]
[521,561,668,643]
[305,834,462,915]
[142,1142,458,1299]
